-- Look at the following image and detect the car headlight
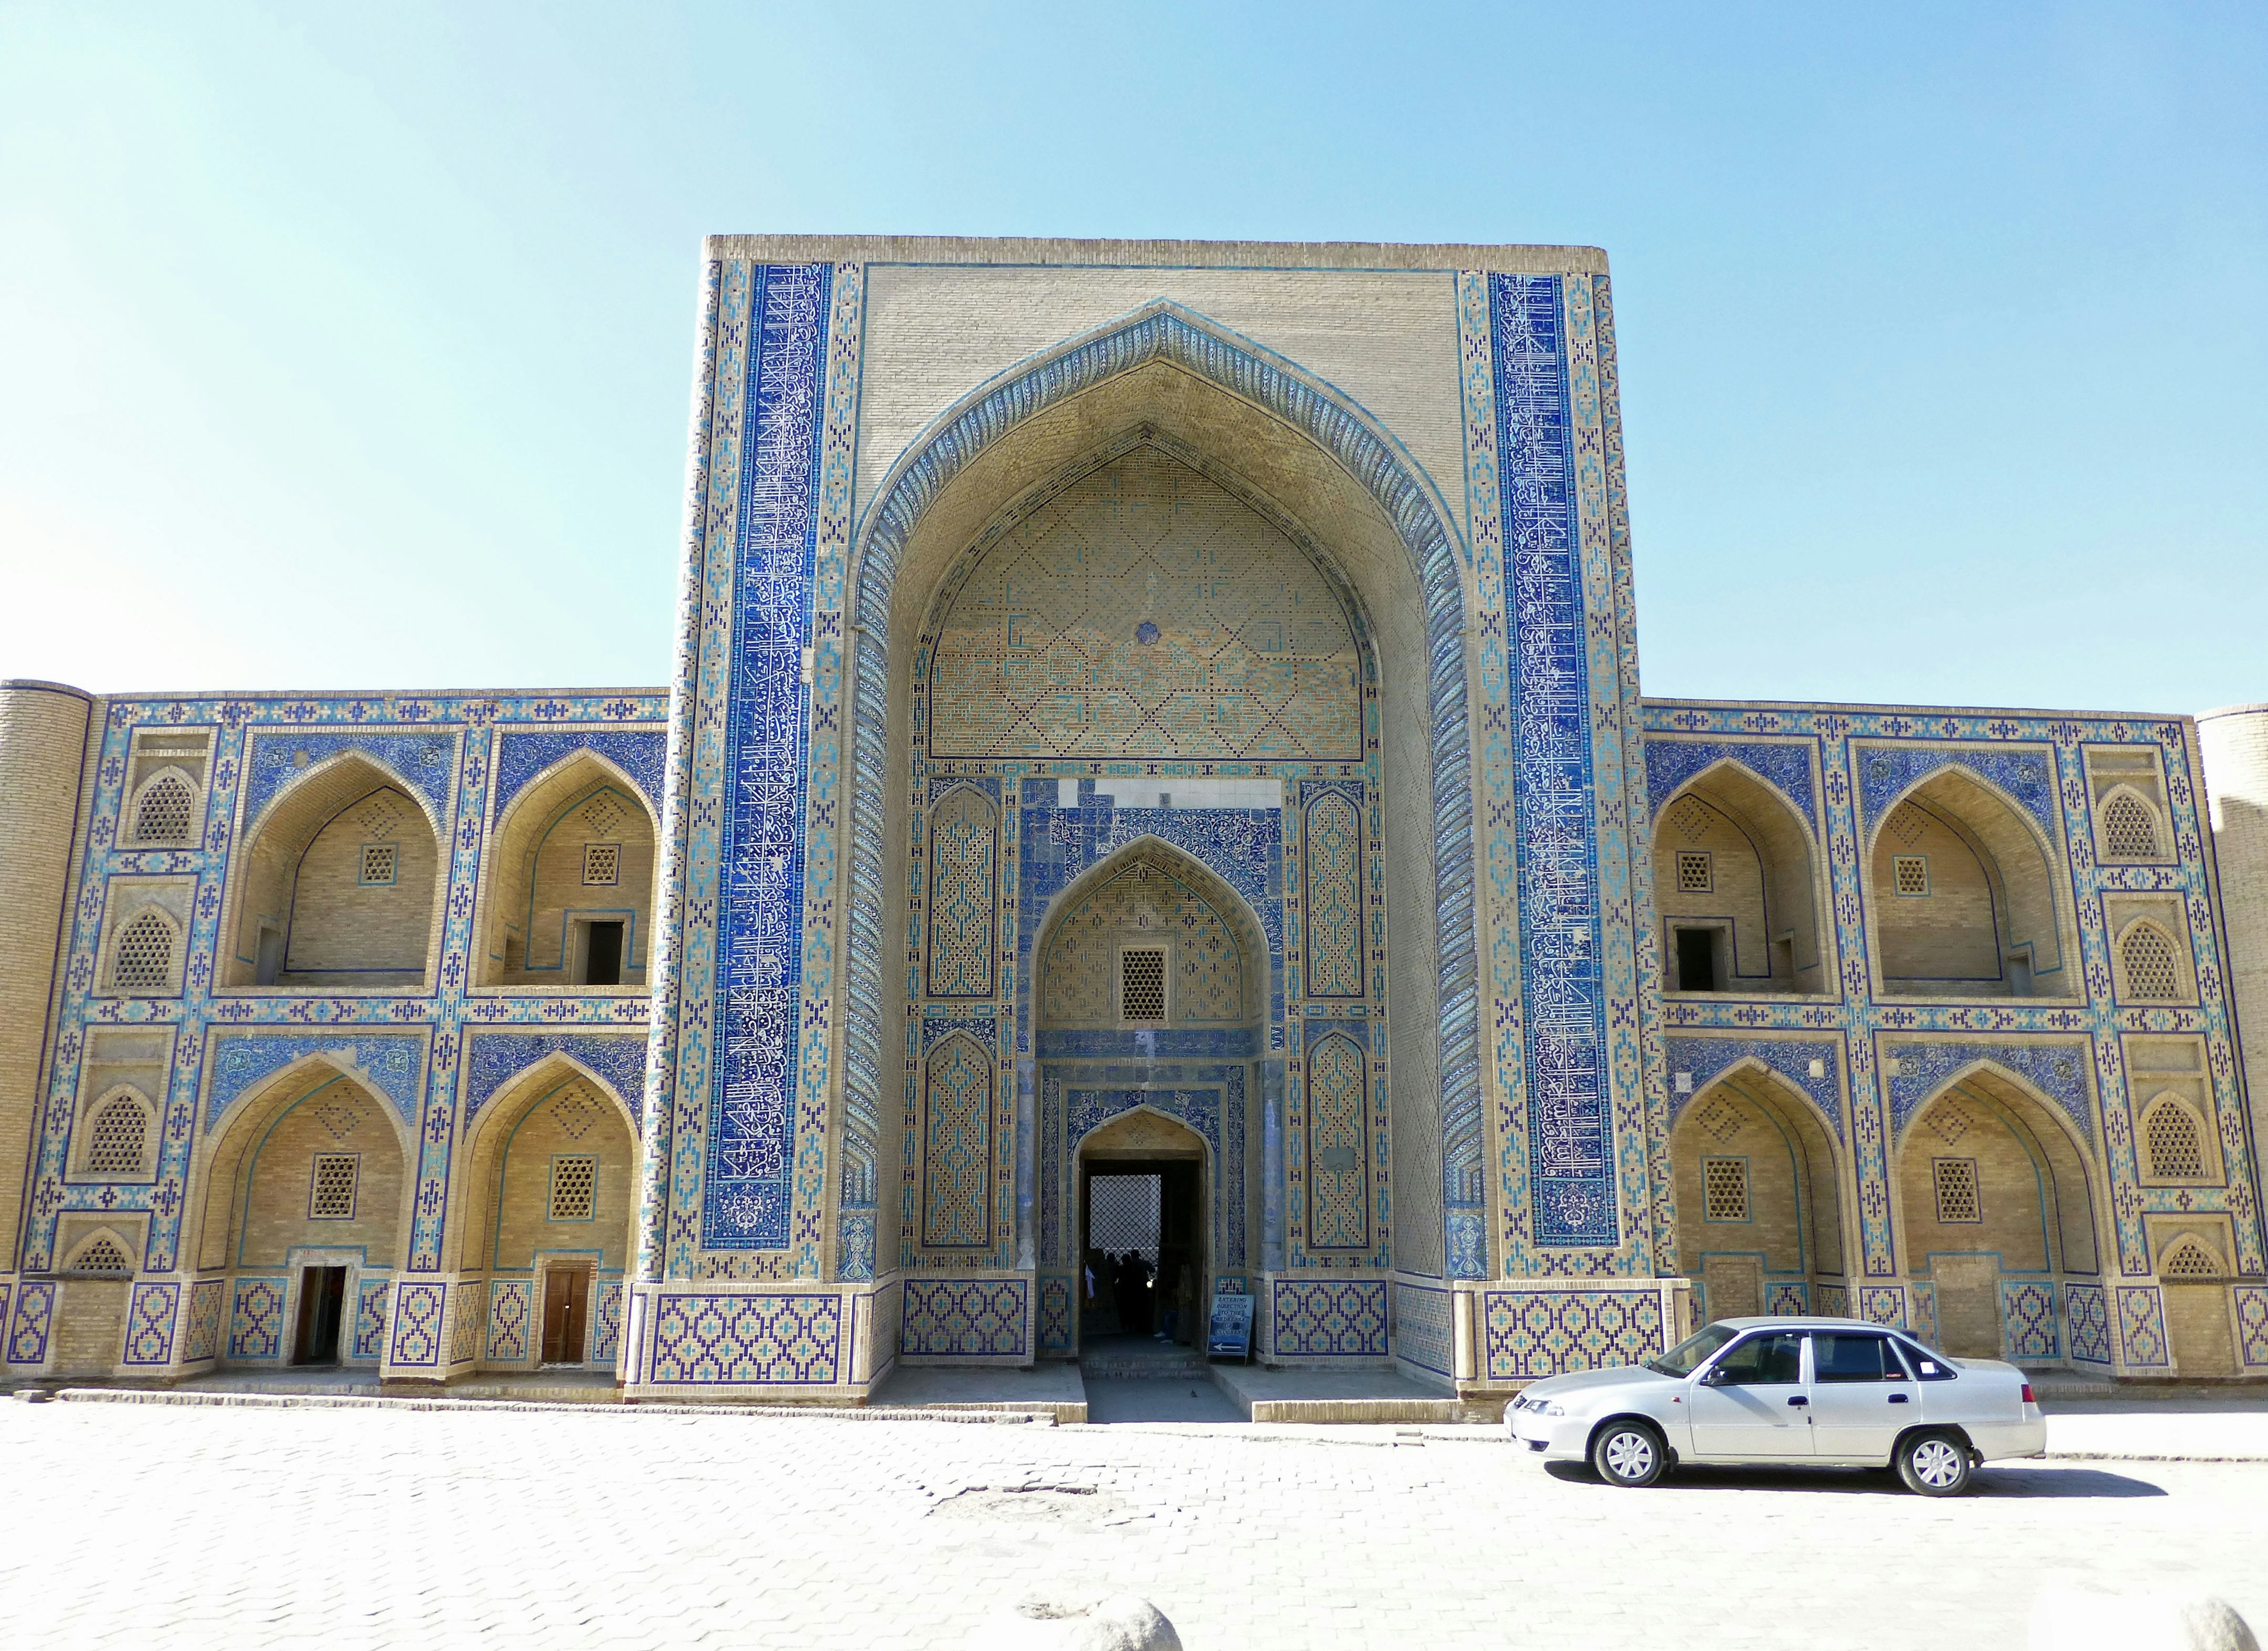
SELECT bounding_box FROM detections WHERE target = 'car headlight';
[1514,1395,1566,1418]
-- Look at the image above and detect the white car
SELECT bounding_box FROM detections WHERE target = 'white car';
[1506,1316,2047,1496]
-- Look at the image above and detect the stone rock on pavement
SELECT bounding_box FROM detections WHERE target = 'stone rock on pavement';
[972,1591,1182,1651]
[2030,1587,2259,1651]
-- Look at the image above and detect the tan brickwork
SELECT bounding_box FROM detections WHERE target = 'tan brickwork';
[2197,706,2268,1173]
[478,760,659,988]
[51,1278,129,1376]
[226,1078,407,1271]
[485,1085,636,1273]
[0,681,95,1271]
[1671,1074,1842,1316]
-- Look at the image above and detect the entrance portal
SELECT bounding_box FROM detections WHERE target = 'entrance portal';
[541,1262,594,1365]
[291,1266,347,1366]
[1077,1108,1207,1355]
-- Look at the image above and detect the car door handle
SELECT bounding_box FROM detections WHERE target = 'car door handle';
[1888,1393,1910,1404]
[1787,1395,1808,1407]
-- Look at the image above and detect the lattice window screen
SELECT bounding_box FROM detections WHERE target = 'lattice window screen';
[1676,850,1713,893]
[1932,1157,1981,1223]
[582,843,620,886]
[2144,1102,2205,1179]
[73,1236,132,1274]
[1087,1173,1161,1262]
[2120,925,2182,1000]
[132,775,195,844]
[309,1154,359,1219]
[1120,948,1166,1022]
[2100,792,2161,860]
[1892,855,1930,896]
[550,1154,598,1221]
[360,843,397,885]
[112,911,177,991]
[2161,1238,2220,1278]
[1702,1157,1749,1222]
[84,1097,149,1177]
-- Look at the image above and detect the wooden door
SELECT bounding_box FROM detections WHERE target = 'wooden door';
[542,1264,592,1363]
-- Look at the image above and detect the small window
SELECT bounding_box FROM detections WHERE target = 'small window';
[1707,1332,1802,1386]
[1811,1333,1899,1382]
[2143,1100,2205,1180]
[1702,1157,1749,1222]
[1675,850,1713,893]
[2100,792,2161,861]
[549,1154,598,1222]
[582,843,620,886]
[309,1154,360,1219]
[2161,1237,2220,1279]
[360,843,397,886]
[132,774,196,844]
[112,910,178,992]
[84,1095,149,1178]
[1932,1157,1981,1223]
[1121,947,1166,1022]
[72,1236,132,1275]
[1892,854,1930,896]
[2120,924,2182,1000]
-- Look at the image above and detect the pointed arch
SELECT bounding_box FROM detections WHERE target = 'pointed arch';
[923,783,998,999]
[2139,1091,2210,1182]
[476,748,660,988]
[108,908,181,993]
[1670,1062,1845,1308]
[221,751,441,989]
[840,299,1479,1287]
[1033,831,1272,1009]
[2114,917,2188,1002]
[64,1228,136,1275]
[2158,1232,2226,1279]
[1866,762,2071,999]
[918,1032,996,1250]
[77,1085,157,1180]
[128,765,201,846]
[1653,758,1826,996]
[2096,784,2166,862]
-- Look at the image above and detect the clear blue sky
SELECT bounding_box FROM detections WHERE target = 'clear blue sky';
[2,2,2262,714]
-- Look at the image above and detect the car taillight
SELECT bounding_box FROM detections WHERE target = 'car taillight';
[2021,1383,2036,1405]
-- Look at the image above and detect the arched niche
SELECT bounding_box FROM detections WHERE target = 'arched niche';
[1075,1106,1211,1350]
[222,753,440,990]
[1869,767,2072,1000]
[477,752,659,988]
[846,314,1471,1282]
[1895,1063,2100,1358]
[1025,838,1266,1330]
[1669,1063,1844,1319]
[1654,762,1825,996]
[453,1056,639,1369]
[192,1057,412,1368]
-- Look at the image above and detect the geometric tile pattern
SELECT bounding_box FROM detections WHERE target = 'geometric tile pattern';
[6,1282,54,1367]
[230,1277,285,1362]
[593,1281,624,1363]
[1481,1285,1667,1380]
[1766,1281,1810,1316]
[2001,1279,2059,1360]
[184,1278,224,1363]
[1645,738,1817,828]
[1271,1279,1389,1358]
[648,1293,843,1385]
[924,446,1361,762]
[389,1281,444,1367]
[123,1281,180,1366]
[1301,788,1363,999]
[918,1036,992,1249]
[900,1278,1028,1358]
[1305,1033,1369,1250]
[2067,1282,2113,1365]
[204,1034,424,1133]
[1393,1282,1453,1378]
[487,1280,531,1362]
[241,731,456,830]
[352,1278,389,1362]
[464,1033,648,1127]
[491,729,666,822]
[1037,1275,1074,1356]
[1885,1041,2092,1143]
[923,785,995,998]
[2117,1285,2170,1368]
[1664,1036,1844,1143]
[449,1284,483,1366]
[2234,1285,2268,1369]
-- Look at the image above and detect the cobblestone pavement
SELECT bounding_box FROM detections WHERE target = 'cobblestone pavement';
[1,1400,2262,1650]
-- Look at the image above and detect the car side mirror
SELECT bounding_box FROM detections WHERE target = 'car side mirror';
[1699,1366,1728,1386]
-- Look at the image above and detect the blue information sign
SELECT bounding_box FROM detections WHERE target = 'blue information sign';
[1206,1291,1254,1362]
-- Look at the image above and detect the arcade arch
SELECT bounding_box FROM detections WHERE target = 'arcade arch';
[1894,1065,2099,1359]
[223,755,439,990]
[1669,1065,1844,1319]
[477,753,659,988]
[1654,763,1824,996]
[194,1059,411,1368]
[455,1059,638,1369]
[1868,768,2071,999]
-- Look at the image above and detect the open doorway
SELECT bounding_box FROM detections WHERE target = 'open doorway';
[291,1266,348,1366]
[1081,1156,1204,1353]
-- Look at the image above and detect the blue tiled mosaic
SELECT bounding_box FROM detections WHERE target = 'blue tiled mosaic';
[1885,1039,2093,1142]
[1663,1036,1844,1143]
[492,729,667,821]
[464,1031,648,1126]
[1856,745,2057,843]
[204,1033,423,1131]
[242,730,457,828]
[1645,738,1819,831]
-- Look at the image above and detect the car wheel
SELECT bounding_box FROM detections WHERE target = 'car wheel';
[1895,1430,1973,1497]
[1591,1419,1667,1488]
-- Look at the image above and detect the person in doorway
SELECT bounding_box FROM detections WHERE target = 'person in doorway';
[1155,1249,1181,1342]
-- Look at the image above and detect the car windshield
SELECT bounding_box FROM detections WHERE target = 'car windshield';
[1644,1323,1738,1376]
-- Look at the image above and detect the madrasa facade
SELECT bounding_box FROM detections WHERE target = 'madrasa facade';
[4,236,2266,1399]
